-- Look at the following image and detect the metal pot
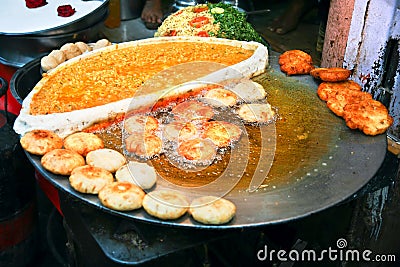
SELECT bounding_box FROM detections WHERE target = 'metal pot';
[0,0,109,67]
[10,58,42,104]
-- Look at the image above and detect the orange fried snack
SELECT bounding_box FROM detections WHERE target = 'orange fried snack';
[326,90,372,117]
[278,50,314,76]
[343,99,393,136]
[317,80,362,101]
[310,67,351,82]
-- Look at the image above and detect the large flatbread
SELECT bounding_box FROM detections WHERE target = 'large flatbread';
[14,37,268,137]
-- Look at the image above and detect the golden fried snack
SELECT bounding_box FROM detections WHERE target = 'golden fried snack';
[63,132,104,156]
[317,80,362,101]
[123,115,159,134]
[231,80,266,103]
[178,138,217,162]
[189,196,236,225]
[60,43,82,60]
[48,50,66,65]
[162,121,197,142]
[326,90,372,117]
[125,133,163,158]
[142,190,189,220]
[20,129,63,155]
[92,39,112,50]
[203,88,238,107]
[86,148,127,173]
[310,67,351,82]
[40,56,59,72]
[69,165,114,194]
[237,103,276,123]
[41,149,85,175]
[343,99,393,136]
[75,41,91,54]
[279,50,314,76]
[172,100,214,121]
[98,181,145,211]
[202,120,242,148]
[115,161,157,189]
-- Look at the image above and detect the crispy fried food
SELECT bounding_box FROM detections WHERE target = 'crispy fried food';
[178,138,217,162]
[202,120,242,148]
[86,148,127,173]
[41,149,85,175]
[115,161,157,189]
[317,80,362,101]
[69,165,114,194]
[189,196,236,225]
[125,133,163,159]
[172,100,214,121]
[63,132,104,156]
[142,190,189,220]
[162,121,197,142]
[310,67,351,82]
[279,50,314,76]
[123,115,159,134]
[203,88,238,107]
[20,129,63,155]
[98,181,145,211]
[231,80,266,103]
[237,103,276,123]
[326,90,372,117]
[343,99,393,135]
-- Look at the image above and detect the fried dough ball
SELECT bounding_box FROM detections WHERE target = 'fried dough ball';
[99,181,145,211]
[93,39,112,50]
[123,115,159,134]
[203,88,238,107]
[326,90,372,117]
[231,80,267,103]
[63,132,104,156]
[178,138,217,162]
[317,80,362,101]
[189,196,236,225]
[162,121,197,142]
[48,50,66,65]
[343,99,393,136]
[310,67,351,82]
[237,103,276,123]
[60,43,82,60]
[69,165,114,194]
[75,41,91,53]
[202,120,242,148]
[20,129,63,155]
[142,190,189,220]
[125,133,163,158]
[41,149,85,176]
[172,100,214,122]
[40,55,59,72]
[86,148,127,173]
[279,50,314,75]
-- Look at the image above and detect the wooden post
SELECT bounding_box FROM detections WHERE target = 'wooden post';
[320,0,355,68]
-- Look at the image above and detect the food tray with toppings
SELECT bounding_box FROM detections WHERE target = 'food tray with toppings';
[18,49,387,229]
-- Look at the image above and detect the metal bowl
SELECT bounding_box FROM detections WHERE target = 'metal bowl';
[0,0,109,67]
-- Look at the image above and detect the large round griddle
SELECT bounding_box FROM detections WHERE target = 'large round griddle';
[20,52,387,229]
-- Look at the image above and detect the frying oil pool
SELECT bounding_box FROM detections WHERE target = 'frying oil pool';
[94,71,340,193]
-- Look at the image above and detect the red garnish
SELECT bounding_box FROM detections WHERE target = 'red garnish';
[174,10,183,16]
[193,6,208,13]
[57,5,76,17]
[189,16,209,28]
[25,0,47,8]
[166,30,177,36]
[197,31,209,37]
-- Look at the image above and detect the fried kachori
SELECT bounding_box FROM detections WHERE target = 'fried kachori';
[63,132,104,156]
[20,129,63,155]
[86,148,127,173]
[237,103,276,123]
[202,120,242,148]
[98,181,145,211]
[189,196,236,225]
[326,90,372,117]
[115,161,157,189]
[125,133,163,159]
[69,165,114,194]
[317,80,362,101]
[142,190,189,220]
[178,138,217,162]
[41,148,85,175]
